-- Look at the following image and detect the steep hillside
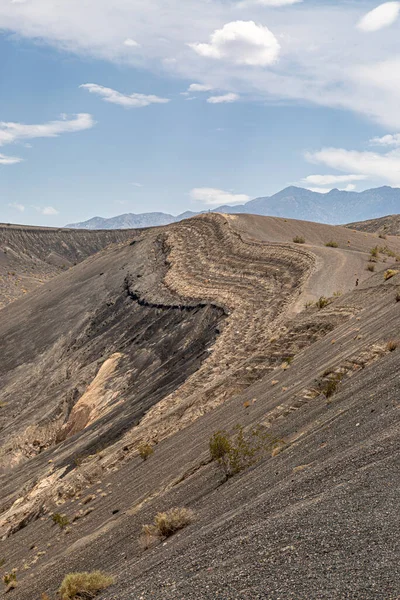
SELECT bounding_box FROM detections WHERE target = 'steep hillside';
[1,214,400,599]
[0,224,135,308]
[347,214,400,236]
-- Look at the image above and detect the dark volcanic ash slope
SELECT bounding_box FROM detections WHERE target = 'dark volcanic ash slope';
[0,224,135,308]
[1,214,400,600]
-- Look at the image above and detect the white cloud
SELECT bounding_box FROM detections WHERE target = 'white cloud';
[3,1,400,130]
[124,38,140,47]
[357,2,400,32]
[188,83,213,92]
[0,153,23,165]
[8,202,25,212]
[0,114,94,147]
[305,183,356,194]
[302,174,367,186]
[34,206,59,215]
[189,21,280,67]
[306,146,400,186]
[131,182,143,187]
[242,0,302,5]
[306,187,332,194]
[190,187,250,205]
[370,133,400,146]
[207,92,239,104]
[80,83,170,108]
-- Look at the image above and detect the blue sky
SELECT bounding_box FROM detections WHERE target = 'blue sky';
[1,0,400,226]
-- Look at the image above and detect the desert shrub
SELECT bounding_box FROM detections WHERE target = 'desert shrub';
[370,246,379,260]
[315,296,330,309]
[137,443,154,461]
[386,340,398,352]
[304,301,314,309]
[140,508,194,548]
[2,569,17,589]
[396,292,400,302]
[325,241,338,248]
[384,269,398,281]
[293,236,305,244]
[320,373,343,398]
[366,263,375,272]
[378,233,387,239]
[379,245,396,258]
[58,571,114,600]
[52,513,69,529]
[209,425,282,479]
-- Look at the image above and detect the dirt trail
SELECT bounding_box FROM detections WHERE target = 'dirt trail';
[227,213,400,312]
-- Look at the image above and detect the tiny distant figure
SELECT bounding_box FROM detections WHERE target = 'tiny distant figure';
[355,278,359,287]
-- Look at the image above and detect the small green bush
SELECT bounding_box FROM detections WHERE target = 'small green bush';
[58,571,114,600]
[137,443,154,461]
[52,513,69,529]
[320,373,343,398]
[370,246,379,259]
[209,425,282,479]
[2,569,17,589]
[315,296,330,310]
[293,236,305,244]
[325,241,338,248]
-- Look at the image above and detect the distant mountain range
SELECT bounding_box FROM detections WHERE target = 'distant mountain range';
[66,185,400,229]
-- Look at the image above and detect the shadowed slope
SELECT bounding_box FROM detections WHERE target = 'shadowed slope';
[0,224,135,308]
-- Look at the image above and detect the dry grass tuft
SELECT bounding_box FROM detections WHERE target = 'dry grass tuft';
[386,340,398,353]
[366,263,375,272]
[58,571,114,600]
[384,269,398,281]
[325,241,338,248]
[140,508,194,549]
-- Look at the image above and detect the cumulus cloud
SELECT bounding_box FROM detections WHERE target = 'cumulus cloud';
[8,202,25,212]
[189,21,280,67]
[190,187,250,205]
[357,2,400,32]
[302,174,367,186]
[207,93,239,104]
[306,146,400,186]
[34,206,59,215]
[80,83,170,108]
[370,133,400,146]
[0,114,94,147]
[124,38,140,47]
[188,83,213,92]
[0,153,23,165]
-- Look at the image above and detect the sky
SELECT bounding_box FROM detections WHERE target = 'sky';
[1,0,400,225]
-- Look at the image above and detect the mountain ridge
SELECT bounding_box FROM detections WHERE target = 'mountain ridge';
[65,185,400,229]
